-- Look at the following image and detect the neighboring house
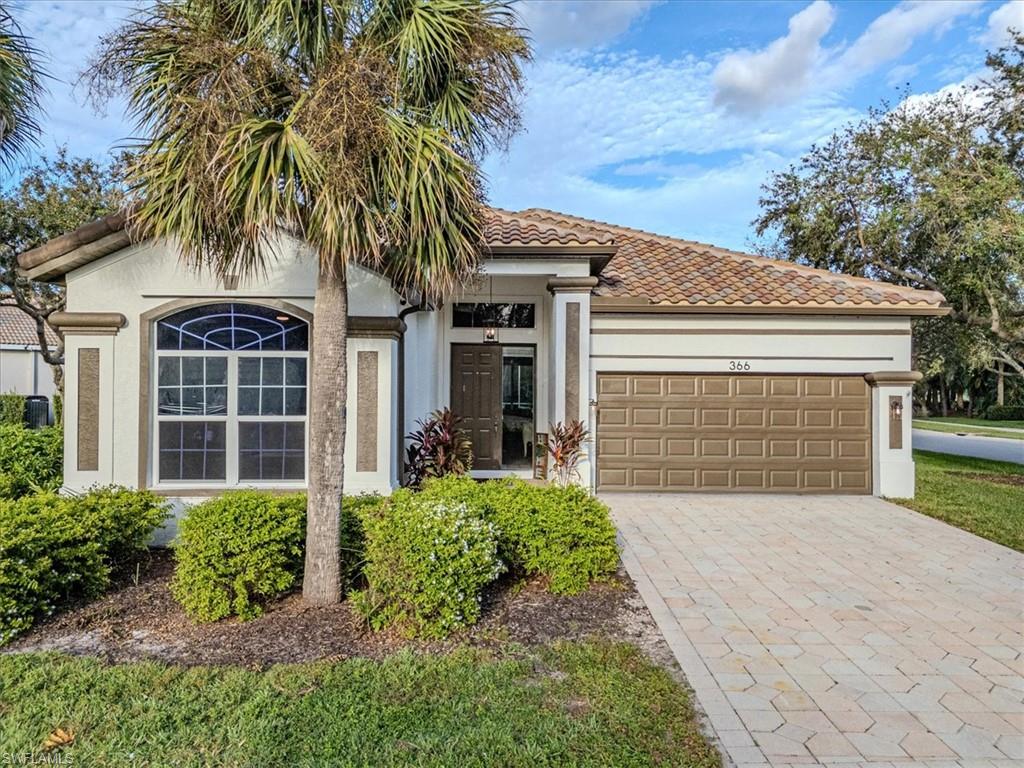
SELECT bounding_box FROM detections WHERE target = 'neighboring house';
[0,305,59,401]
[18,208,946,520]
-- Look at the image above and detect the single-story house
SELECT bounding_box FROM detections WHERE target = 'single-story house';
[0,305,59,402]
[18,207,946,520]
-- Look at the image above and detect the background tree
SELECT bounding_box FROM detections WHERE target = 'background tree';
[0,151,126,389]
[754,33,1024,412]
[0,2,43,171]
[89,0,528,604]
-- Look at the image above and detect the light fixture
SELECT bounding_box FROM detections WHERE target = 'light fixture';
[483,274,498,343]
[275,315,290,322]
[890,398,903,419]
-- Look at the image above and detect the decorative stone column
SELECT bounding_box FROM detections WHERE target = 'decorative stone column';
[48,312,127,490]
[548,277,597,484]
[865,371,922,498]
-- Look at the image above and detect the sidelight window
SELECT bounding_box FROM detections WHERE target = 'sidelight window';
[154,303,308,485]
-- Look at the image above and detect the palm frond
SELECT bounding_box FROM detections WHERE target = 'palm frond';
[375,113,481,298]
[0,4,46,170]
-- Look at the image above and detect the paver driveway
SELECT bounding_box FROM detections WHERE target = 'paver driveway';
[609,494,1023,768]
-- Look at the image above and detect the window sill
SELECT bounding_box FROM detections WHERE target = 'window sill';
[151,485,307,497]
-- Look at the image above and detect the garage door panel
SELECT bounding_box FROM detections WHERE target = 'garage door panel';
[633,437,662,456]
[735,409,765,427]
[769,378,799,397]
[804,409,834,428]
[598,376,628,396]
[667,438,696,456]
[667,408,696,426]
[803,378,834,397]
[633,377,663,396]
[700,408,730,427]
[701,379,731,396]
[597,373,870,493]
[598,406,627,426]
[770,409,799,427]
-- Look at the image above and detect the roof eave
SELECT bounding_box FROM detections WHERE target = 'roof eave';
[19,229,133,283]
[591,296,952,316]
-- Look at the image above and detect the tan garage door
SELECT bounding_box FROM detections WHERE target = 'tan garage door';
[596,374,870,493]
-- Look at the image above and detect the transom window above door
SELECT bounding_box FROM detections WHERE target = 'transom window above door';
[452,302,535,329]
[154,303,308,486]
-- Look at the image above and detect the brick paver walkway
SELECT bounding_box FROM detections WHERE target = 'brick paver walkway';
[609,494,1023,768]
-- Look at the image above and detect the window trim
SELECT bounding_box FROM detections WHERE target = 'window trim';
[142,300,313,491]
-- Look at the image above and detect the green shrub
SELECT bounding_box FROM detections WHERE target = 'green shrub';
[419,476,619,595]
[171,491,306,622]
[0,488,167,645]
[73,487,169,570]
[340,493,382,590]
[0,394,25,426]
[0,425,63,498]
[353,489,504,638]
[986,404,1024,420]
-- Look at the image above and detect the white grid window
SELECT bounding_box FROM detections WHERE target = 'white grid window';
[153,303,309,487]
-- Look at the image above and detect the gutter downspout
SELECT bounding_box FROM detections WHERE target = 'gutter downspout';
[396,298,432,486]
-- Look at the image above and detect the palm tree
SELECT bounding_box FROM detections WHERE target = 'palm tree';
[90,0,528,604]
[0,3,44,170]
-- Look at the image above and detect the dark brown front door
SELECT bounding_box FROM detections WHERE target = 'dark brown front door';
[451,344,502,469]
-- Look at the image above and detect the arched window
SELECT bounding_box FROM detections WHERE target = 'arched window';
[154,303,309,485]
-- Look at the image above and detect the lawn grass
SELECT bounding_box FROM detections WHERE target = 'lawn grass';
[913,419,1024,440]
[894,451,1024,552]
[0,642,720,768]
[918,415,1024,430]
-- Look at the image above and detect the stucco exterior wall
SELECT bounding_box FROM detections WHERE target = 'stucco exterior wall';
[61,234,401,509]
[0,347,58,399]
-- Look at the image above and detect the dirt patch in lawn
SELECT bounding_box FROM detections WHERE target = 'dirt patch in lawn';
[4,549,675,671]
[954,471,1024,486]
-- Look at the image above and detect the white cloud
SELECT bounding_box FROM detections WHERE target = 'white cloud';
[14,1,139,164]
[712,0,980,115]
[486,50,860,249]
[822,0,980,84]
[712,0,835,115]
[980,1,1024,47]
[515,0,657,51]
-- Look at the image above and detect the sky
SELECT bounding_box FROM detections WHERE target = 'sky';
[10,0,1024,252]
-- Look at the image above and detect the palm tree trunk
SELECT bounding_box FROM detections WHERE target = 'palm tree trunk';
[303,264,348,605]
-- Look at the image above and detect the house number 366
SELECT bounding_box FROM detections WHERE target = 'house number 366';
[729,360,751,371]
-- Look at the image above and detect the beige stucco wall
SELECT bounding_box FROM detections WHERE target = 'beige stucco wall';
[0,347,58,399]
[62,234,401,508]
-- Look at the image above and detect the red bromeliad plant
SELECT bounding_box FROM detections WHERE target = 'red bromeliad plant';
[547,419,589,487]
[404,408,473,488]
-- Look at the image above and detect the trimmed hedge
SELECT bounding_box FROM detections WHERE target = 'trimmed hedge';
[418,476,620,595]
[171,492,307,622]
[169,492,380,622]
[0,425,63,498]
[0,487,168,645]
[986,405,1024,421]
[0,394,24,426]
[352,490,504,638]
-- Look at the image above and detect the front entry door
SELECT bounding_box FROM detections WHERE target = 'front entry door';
[451,344,502,469]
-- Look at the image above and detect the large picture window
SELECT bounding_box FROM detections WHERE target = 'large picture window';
[154,303,308,485]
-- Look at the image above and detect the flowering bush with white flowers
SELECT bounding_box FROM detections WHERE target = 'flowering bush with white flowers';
[352,490,504,639]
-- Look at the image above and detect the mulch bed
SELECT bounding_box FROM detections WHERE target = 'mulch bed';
[954,471,1024,487]
[5,550,675,671]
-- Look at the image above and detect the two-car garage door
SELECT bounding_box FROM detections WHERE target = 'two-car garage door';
[596,374,871,493]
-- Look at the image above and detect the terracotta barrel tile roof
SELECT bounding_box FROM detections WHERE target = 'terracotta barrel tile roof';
[483,208,614,247]
[16,203,947,312]
[517,208,945,310]
[0,306,59,347]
